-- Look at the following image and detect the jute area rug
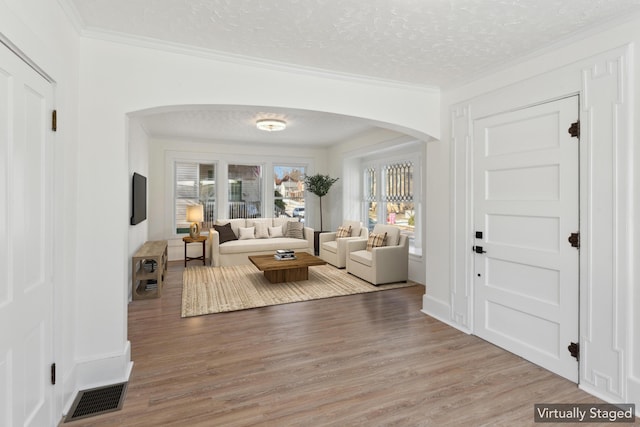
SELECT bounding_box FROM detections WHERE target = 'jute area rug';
[181,264,416,317]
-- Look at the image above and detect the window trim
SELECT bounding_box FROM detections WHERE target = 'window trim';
[173,160,218,235]
[164,151,314,239]
[227,163,264,219]
[361,153,422,256]
[273,163,307,219]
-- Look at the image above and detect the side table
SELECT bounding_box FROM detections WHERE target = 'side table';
[314,230,328,256]
[183,235,207,267]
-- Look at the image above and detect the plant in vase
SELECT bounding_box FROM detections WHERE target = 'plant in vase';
[304,173,338,232]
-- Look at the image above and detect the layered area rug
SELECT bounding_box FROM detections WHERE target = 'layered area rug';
[181,264,416,317]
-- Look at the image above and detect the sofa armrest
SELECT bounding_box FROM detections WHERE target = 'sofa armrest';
[347,238,368,252]
[208,228,220,266]
[303,226,314,251]
[337,236,367,259]
[319,231,337,244]
[371,235,409,270]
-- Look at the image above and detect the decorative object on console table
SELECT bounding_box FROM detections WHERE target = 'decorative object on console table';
[186,204,204,239]
[183,235,207,267]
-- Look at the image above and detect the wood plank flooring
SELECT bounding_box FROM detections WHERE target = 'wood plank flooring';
[71,261,625,427]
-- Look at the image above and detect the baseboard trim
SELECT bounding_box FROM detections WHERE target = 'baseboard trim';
[421,294,471,334]
[626,377,640,417]
[64,341,133,415]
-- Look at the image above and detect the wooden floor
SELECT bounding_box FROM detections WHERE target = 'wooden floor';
[73,261,622,427]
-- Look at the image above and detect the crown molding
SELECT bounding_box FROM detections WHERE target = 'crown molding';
[76,25,440,94]
[56,0,85,34]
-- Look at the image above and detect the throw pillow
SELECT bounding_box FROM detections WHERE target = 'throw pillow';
[238,226,256,240]
[336,225,352,238]
[250,221,270,239]
[366,232,387,251]
[268,225,283,238]
[213,222,237,244]
[285,221,304,239]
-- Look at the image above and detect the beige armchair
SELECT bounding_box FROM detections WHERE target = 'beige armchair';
[319,220,368,268]
[346,224,409,285]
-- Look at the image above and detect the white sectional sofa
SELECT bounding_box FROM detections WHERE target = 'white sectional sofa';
[208,217,314,266]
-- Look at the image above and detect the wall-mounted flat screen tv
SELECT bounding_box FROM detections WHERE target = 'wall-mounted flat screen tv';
[130,172,147,225]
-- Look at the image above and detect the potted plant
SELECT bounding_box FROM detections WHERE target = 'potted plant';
[304,173,339,232]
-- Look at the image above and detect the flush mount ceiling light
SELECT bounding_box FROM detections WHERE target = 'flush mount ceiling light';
[256,118,286,132]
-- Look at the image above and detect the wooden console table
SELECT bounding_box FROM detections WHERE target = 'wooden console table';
[132,240,168,300]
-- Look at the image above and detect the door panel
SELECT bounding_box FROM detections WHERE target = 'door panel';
[473,96,579,382]
[0,43,54,427]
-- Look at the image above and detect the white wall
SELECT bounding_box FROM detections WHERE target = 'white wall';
[424,16,640,411]
[0,0,81,420]
[72,35,439,417]
[326,128,409,231]
[127,118,150,300]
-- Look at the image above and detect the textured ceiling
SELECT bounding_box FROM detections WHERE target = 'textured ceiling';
[65,0,640,145]
[135,106,385,146]
[67,0,640,87]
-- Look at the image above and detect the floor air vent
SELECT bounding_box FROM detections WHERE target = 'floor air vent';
[65,382,128,422]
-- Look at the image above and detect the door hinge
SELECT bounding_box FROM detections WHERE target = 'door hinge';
[51,363,56,385]
[568,120,579,138]
[568,342,579,361]
[568,232,580,249]
[51,110,57,132]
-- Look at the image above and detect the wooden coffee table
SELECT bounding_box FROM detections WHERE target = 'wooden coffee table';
[248,252,327,284]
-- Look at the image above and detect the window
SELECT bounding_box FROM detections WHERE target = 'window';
[175,162,216,234]
[228,164,262,218]
[383,161,415,233]
[363,160,419,253]
[273,165,306,219]
[364,166,377,230]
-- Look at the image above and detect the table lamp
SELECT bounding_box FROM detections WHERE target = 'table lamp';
[186,204,204,239]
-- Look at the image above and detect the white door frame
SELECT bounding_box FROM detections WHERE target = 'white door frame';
[471,95,580,382]
[445,44,633,404]
[0,36,57,426]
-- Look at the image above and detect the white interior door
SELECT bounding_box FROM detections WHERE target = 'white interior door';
[0,43,55,426]
[473,96,579,382]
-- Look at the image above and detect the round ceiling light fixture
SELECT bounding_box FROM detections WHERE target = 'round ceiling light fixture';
[256,118,287,132]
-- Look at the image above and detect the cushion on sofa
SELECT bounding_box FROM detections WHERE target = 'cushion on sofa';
[238,226,255,240]
[322,240,338,254]
[218,237,310,254]
[273,217,299,234]
[247,219,270,238]
[214,222,238,244]
[371,224,401,246]
[336,225,351,238]
[268,225,283,237]
[285,221,304,239]
[215,218,246,238]
[343,220,362,238]
[350,249,373,267]
[366,232,387,251]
